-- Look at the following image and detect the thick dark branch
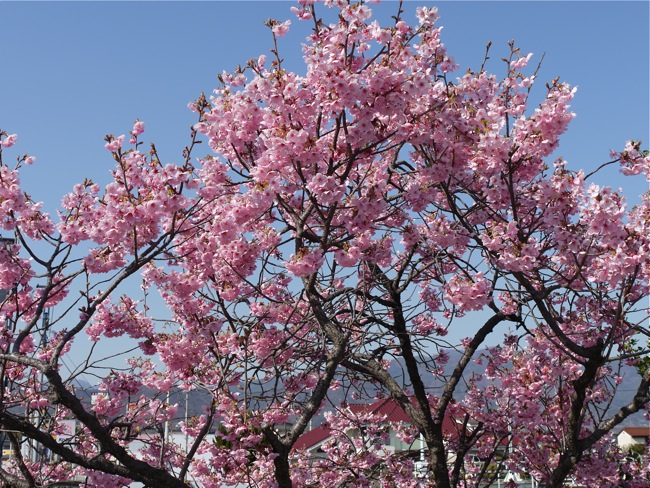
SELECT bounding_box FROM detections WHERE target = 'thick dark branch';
[0,467,35,488]
[341,357,421,427]
[0,412,185,486]
[438,313,512,417]
[580,368,650,449]
[548,344,606,487]
[30,364,190,487]
[178,404,215,482]
[513,272,598,360]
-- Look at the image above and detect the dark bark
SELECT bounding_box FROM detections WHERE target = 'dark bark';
[449,418,485,487]
[272,449,293,488]
[547,347,605,488]
[547,360,650,487]
[0,356,191,488]
[0,412,189,488]
[429,313,512,487]
[0,469,36,488]
[259,278,351,487]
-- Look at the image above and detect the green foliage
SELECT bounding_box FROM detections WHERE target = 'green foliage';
[621,338,650,376]
[627,443,646,458]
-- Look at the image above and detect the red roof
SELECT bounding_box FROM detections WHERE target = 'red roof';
[347,397,412,423]
[349,398,460,436]
[295,398,462,450]
[294,423,332,450]
[621,427,650,437]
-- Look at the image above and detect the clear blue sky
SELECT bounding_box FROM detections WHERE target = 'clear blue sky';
[1,1,648,211]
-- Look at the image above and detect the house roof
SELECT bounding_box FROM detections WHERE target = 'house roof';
[347,397,412,423]
[294,423,332,451]
[295,398,462,451]
[620,427,650,437]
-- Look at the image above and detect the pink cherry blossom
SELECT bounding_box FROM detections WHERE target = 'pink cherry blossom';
[1,133,17,148]
[0,2,648,487]
[104,134,125,152]
[272,19,291,37]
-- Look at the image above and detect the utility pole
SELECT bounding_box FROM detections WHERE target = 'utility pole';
[24,289,52,464]
[0,236,15,468]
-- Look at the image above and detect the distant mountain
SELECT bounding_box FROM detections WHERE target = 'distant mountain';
[64,349,646,431]
[319,349,647,429]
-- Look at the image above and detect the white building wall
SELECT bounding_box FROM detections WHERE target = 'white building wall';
[617,430,644,450]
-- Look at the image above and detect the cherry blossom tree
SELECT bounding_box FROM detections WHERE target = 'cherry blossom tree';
[1,1,649,487]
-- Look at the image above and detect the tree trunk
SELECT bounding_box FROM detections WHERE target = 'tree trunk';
[273,452,293,488]
[547,453,579,488]
[429,442,451,488]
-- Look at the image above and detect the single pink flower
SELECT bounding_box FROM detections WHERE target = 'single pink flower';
[1,133,17,148]
[272,20,291,37]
